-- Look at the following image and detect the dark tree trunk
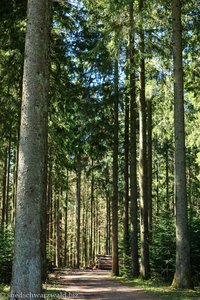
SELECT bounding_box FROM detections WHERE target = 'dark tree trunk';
[47,161,52,257]
[2,145,8,225]
[89,160,94,264]
[123,94,130,269]
[76,156,81,269]
[6,138,11,225]
[147,99,152,233]
[112,58,119,276]
[55,192,61,267]
[41,147,48,281]
[171,0,193,288]
[106,193,111,255]
[11,147,17,225]
[139,0,150,279]
[64,171,69,266]
[165,144,170,211]
[129,3,139,278]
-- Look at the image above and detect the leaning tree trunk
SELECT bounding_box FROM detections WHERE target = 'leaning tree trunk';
[171,0,193,289]
[10,0,50,298]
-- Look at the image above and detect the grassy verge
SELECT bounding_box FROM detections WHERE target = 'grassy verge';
[0,284,9,300]
[113,276,200,300]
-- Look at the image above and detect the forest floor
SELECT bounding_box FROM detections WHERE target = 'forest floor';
[45,269,200,300]
[45,269,163,300]
[0,269,199,299]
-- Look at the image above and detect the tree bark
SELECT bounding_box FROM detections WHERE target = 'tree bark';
[171,0,193,289]
[76,156,81,269]
[112,58,119,276]
[6,137,11,225]
[147,99,152,233]
[10,0,50,298]
[123,93,130,269]
[139,0,150,279]
[129,3,139,278]
[64,171,69,266]
[89,160,94,264]
[55,192,61,267]
[1,145,7,225]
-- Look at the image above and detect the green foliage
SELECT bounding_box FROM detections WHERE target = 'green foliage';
[0,225,14,283]
[150,214,176,281]
[190,213,200,284]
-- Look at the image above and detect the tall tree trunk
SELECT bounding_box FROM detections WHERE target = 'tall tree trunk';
[89,160,94,264]
[156,159,159,214]
[41,142,48,281]
[147,99,152,233]
[171,0,193,288]
[105,164,111,255]
[123,93,130,270]
[49,173,54,262]
[10,0,50,297]
[1,145,7,225]
[165,144,170,211]
[112,58,119,276]
[47,160,52,259]
[139,0,150,279]
[55,192,61,267]
[64,171,69,266]
[129,3,139,278]
[76,156,81,269]
[11,147,17,225]
[6,137,11,225]
[106,193,111,255]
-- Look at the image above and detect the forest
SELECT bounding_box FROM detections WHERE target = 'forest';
[0,0,199,299]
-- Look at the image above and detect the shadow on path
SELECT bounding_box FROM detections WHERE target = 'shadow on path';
[47,269,161,300]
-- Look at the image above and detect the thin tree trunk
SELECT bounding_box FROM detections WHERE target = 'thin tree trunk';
[139,0,150,279]
[171,0,193,288]
[47,161,52,258]
[64,171,69,266]
[76,156,81,269]
[165,144,170,211]
[129,3,139,278]
[112,58,119,276]
[49,174,54,262]
[156,159,159,214]
[123,93,130,269]
[41,141,48,281]
[11,147,17,225]
[147,99,152,233]
[2,145,8,225]
[105,164,111,255]
[6,137,11,225]
[89,160,94,264]
[55,192,61,267]
[10,0,50,297]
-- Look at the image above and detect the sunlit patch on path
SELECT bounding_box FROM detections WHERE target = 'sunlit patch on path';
[46,269,161,300]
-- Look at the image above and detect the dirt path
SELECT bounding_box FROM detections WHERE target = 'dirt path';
[47,269,161,300]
